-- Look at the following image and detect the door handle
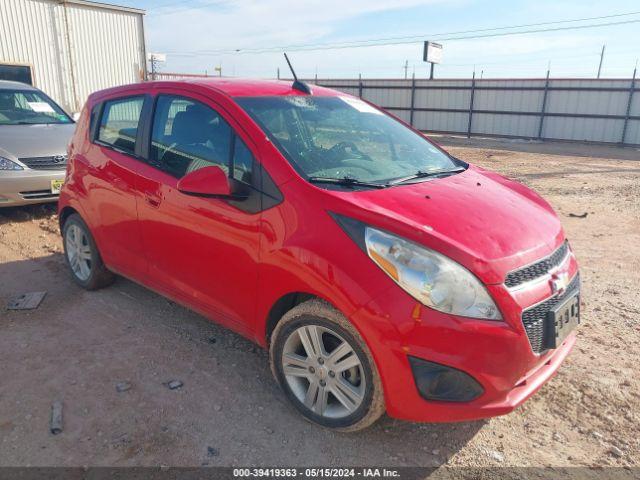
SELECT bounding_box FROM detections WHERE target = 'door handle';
[144,190,162,207]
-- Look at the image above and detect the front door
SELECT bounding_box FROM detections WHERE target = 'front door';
[135,92,262,334]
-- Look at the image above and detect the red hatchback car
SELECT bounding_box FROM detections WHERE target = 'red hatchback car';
[58,78,580,431]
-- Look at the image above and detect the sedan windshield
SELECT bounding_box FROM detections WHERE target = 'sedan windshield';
[0,89,72,125]
[237,96,461,185]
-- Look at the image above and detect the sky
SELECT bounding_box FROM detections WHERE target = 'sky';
[123,0,640,79]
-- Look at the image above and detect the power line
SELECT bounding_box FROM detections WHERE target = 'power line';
[164,16,640,57]
[148,0,226,17]
[174,10,640,50]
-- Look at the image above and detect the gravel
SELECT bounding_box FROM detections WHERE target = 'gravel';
[0,137,638,467]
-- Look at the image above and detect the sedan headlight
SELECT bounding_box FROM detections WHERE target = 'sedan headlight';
[0,156,23,170]
[364,227,501,320]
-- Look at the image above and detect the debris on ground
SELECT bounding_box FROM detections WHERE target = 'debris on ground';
[115,382,132,393]
[207,446,219,457]
[50,401,63,435]
[488,450,505,463]
[608,446,624,458]
[568,212,588,218]
[7,291,47,310]
[167,380,183,390]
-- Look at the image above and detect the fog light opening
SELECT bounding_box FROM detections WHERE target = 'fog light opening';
[408,356,484,403]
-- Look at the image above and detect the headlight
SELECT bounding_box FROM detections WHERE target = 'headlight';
[0,156,23,170]
[364,227,501,320]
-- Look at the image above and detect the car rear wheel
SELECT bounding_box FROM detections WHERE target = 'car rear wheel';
[270,299,385,431]
[62,213,114,290]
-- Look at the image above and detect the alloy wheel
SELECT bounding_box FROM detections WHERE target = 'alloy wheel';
[65,224,92,281]
[281,324,366,418]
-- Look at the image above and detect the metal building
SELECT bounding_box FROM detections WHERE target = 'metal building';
[0,0,146,113]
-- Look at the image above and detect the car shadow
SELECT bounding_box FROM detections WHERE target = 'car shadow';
[0,252,484,467]
[0,202,58,226]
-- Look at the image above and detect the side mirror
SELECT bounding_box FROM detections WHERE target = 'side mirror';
[177,165,233,197]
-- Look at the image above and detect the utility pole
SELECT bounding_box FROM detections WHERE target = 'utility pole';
[150,55,162,81]
[597,44,606,78]
[403,60,408,79]
[277,67,280,79]
[429,62,435,80]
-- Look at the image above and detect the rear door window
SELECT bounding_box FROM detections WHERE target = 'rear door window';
[97,96,145,155]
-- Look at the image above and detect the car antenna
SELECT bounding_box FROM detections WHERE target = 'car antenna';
[283,53,312,95]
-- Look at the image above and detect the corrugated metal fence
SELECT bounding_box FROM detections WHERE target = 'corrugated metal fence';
[313,77,640,146]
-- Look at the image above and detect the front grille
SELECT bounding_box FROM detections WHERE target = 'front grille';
[19,155,67,170]
[521,273,580,354]
[20,189,59,199]
[505,241,569,288]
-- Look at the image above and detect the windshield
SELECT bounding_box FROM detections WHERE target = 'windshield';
[0,89,72,125]
[237,96,460,184]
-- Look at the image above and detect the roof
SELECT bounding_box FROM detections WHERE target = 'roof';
[55,0,145,15]
[163,77,342,97]
[0,80,38,91]
[88,78,347,104]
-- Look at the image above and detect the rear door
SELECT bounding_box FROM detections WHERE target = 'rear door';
[87,94,150,278]
[135,90,270,334]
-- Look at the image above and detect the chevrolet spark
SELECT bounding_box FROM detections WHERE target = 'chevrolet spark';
[58,78,580,431]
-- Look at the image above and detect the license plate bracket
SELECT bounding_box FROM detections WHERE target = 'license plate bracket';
[546,291,580,349]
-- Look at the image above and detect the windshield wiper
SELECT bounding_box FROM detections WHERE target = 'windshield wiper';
[308,176,387,189]
[387,167,466,186]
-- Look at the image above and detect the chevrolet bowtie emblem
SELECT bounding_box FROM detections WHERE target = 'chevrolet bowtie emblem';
[550,271,570,295]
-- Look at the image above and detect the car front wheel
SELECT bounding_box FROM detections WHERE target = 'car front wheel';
[270,299,385,431]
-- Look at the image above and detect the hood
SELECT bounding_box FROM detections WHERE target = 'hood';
[334,166,564,284]
[0,123,75,159]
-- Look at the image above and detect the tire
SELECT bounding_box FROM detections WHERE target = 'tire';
[62,213,115,290]
[270,299,385,432]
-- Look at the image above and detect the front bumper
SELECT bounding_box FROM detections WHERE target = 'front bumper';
[351,254,579,423]
[0,169,64,207]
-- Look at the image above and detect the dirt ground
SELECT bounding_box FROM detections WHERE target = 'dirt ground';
[0,137,639,469]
